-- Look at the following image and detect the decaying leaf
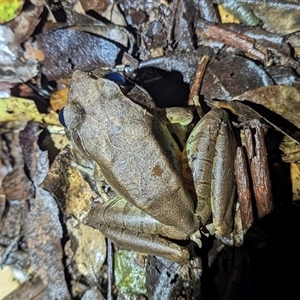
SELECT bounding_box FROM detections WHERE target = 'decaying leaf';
[9,3,44,43]
[114,250,147,297]
[68,10,132,50]
[2,167,33,201]
[35,28,120,80]
[81,285,105,300]
[45,125,69,153]
[0,122,70,299]
[25,148,70,299]
[1,127,34,201]
[146,255,202,299]
[41,146,93,217]
[80,0,126,26]
[0,26,38,86]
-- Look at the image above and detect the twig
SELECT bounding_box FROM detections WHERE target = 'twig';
[107,238,113,300]
[195,19,268,63]
[166,0,180,45]
[188,55,210,118]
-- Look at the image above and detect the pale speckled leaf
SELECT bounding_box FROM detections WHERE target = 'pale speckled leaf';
[66,218,106,283]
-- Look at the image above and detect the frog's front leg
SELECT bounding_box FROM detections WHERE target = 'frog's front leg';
[86,196,191,264]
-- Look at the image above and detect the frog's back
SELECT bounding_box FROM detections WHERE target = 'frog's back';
[65,71,199,235]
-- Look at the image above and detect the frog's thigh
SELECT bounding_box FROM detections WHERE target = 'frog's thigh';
[86,197,191,264]
[87,196,191,240]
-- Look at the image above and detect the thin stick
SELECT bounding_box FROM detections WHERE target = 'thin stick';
[107,238,113,300]
[188,55,210,118]
[166,0,180,45]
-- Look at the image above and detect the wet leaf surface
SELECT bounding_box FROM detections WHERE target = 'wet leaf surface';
[36,29,120,80]
[201,54,273,100]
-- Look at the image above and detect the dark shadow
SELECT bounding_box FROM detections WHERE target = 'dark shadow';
[201,157,298,299]
[134,67,190,108]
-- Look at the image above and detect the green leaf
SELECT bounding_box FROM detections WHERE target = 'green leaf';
[114,250,147,297]
[0,0,24,24]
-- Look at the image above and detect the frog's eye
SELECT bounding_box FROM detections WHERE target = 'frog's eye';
[104,72,126,85]
[104,72,133,95]
[59,108,67,127]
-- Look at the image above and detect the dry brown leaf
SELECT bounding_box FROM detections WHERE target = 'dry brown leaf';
[2,167,33,201]
[233,85,300,129]
[201,55,273,100]
[8,3,44,43]
[25,149,70,299]
[20,122,70,298]
[249,3,300,35]
[80,0,126,25]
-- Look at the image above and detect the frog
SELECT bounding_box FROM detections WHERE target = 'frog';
[59,70,236,264]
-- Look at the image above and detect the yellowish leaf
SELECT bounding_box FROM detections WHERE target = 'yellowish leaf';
[0,97,61,126]
[218,4,240,24]
[291,163,300,201]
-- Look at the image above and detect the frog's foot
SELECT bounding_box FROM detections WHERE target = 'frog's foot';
[190,230,202,248]
[204,222,235,246]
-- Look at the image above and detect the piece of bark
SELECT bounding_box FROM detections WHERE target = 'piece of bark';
[244,120,273,219]
[234,146,253,231]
